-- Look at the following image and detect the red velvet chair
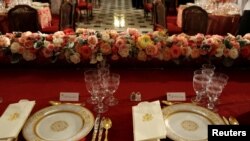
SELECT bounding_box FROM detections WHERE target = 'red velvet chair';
[76,0,93,23]
[143,0,153,18]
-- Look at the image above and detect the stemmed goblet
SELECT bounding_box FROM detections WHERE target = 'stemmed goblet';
[206,83,223,111]
[103,73,120,106]
[191,70,210,105]
[92,80,108,113]
[84,69,100,104]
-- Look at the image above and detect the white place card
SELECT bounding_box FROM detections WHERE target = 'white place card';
[59,92,79,101]
[166,92,186,101]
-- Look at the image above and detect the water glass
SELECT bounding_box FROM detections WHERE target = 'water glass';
[103,73,120,106]
[84,69,100,104]
[92,80,108,113]
[206,83,223,111]
[191,70,210,105]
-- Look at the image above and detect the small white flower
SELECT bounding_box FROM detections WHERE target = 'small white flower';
[10,42,21,54]
[215,47,224,58]
[228,48,239,59]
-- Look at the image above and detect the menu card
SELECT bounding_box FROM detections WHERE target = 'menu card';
[132,100,167,141]
[0,100,35,139]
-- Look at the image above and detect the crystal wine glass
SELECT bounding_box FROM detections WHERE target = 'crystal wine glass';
[191,70,210,105]
[92,80,108,113]
[84,69,100,104]
[103,73,120,106]
[206,83,223,111]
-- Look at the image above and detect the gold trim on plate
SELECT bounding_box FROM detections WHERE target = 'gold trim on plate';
[162,103,224,141]
[22,104,94,141]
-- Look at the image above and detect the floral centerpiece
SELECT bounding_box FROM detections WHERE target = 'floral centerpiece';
[0,28,250,67]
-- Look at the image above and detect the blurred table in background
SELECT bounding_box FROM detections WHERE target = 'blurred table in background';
[177,4,241,35]
[206,14,240,35]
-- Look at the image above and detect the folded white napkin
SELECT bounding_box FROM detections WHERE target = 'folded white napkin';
[0,100,35,139]
[132,100,167,141]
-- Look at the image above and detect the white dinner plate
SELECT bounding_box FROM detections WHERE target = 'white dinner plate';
[22,104,94,141]
[162,103,224,141]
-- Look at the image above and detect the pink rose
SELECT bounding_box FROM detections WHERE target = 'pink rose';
[145,44,158,56]
[100,42,112,55]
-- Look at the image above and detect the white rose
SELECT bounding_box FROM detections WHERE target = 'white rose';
[53,31,65,38]
[22,50,36,61]
[228,48,239,59]
[101,32,110,41]
[53,37,64,47]
[10,42,21,54]
[215,47,224,57]
[43,40,50,48]
[0,36,10,47]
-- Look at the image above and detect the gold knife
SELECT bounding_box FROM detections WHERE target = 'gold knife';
[97,117,105,141]
[222,116,230,125]
[91,114,101,141]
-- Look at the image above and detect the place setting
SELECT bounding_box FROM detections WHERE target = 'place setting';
[131,63,240,141]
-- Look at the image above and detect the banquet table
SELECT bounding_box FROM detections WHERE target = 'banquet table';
[0,66,250,141]
[177,5,240,35]
[0,5,51,33]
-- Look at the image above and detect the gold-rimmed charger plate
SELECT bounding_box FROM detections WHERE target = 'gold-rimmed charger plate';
[162,103,224,141]
[22,104,94,141]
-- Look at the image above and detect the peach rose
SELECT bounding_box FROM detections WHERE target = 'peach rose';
[118,45,130,58]
[100,42,112,55]
[191,48,200,59]
[88,35,98,47]
[0,36,10,47]
[137,50,147,61]
[70,53,81,64]
[145,44,158,56]
[181,46,192,57]
[22,50,36,61]
[115,37,126,48]
[162,48,171,61]
[42,48,53,58]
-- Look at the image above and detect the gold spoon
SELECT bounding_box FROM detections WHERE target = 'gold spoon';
[229,116,239,125]
[103,117,112,141]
